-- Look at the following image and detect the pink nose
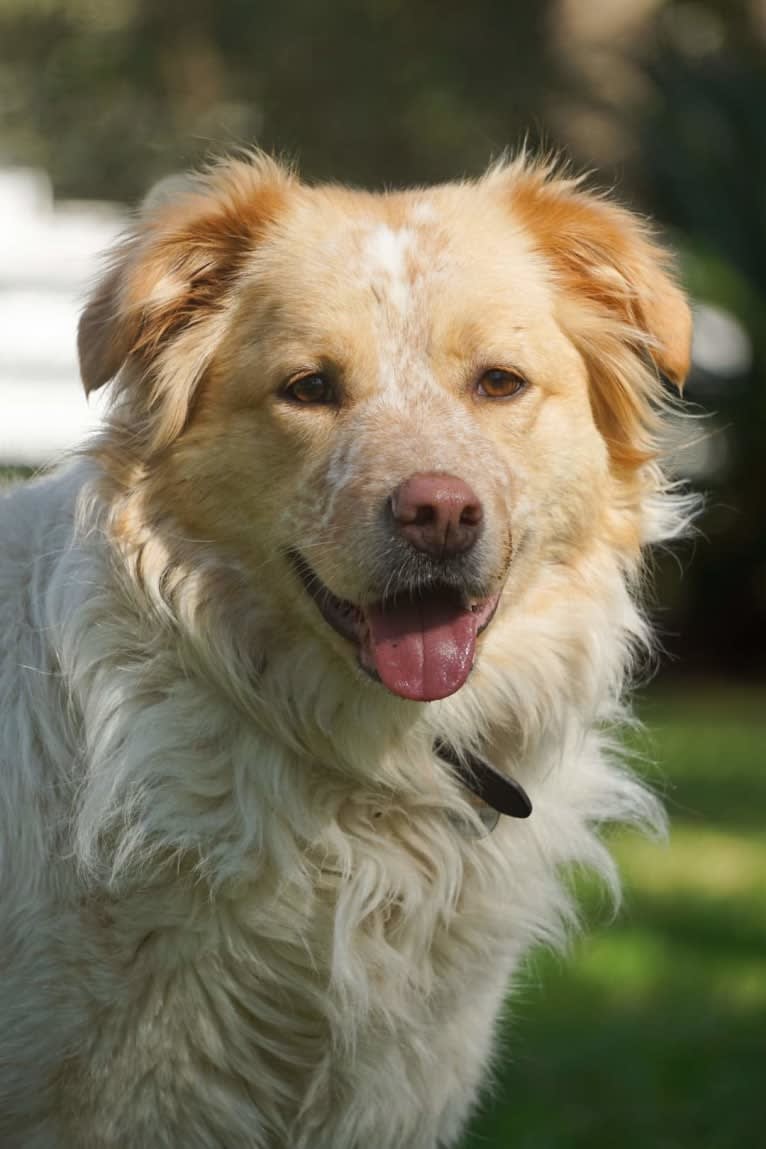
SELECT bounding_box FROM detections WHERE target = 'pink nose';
[390,472,483,558]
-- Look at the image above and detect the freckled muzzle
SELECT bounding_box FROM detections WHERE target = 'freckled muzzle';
[289,471,504,702]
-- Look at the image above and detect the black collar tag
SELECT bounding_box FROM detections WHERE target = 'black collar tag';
[435,741,533,820]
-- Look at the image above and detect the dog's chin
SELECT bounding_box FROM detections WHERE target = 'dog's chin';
[288,550,501,703]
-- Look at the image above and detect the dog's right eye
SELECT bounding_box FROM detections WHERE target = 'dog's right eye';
[282,373,337,405]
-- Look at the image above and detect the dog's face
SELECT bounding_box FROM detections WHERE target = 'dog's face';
[79,156,690,703]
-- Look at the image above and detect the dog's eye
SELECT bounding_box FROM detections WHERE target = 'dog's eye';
[283,373,336,405]
[476,369,527,400]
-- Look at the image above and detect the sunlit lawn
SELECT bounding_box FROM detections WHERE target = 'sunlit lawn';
[461,691,766,1149]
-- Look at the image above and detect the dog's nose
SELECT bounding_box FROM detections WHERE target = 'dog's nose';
[390,472,483,558]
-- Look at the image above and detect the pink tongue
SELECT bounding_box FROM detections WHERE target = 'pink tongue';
[362,597,478,702]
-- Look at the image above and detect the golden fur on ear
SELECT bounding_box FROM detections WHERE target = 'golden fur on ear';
[78,153,293,448]
[494,158,691,469]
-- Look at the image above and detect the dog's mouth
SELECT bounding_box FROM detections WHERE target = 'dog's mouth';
[289,551,501,702]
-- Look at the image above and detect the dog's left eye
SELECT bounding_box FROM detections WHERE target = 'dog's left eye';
[283,373,336,405]
[476,368,527,400]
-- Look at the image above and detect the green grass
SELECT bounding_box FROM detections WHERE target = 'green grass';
[0,466,33,485]
[460,691,766,1149]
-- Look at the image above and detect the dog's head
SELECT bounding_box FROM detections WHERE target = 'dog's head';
[79,153,690,704]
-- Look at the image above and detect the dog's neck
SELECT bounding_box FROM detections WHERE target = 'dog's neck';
[434,740,532,821]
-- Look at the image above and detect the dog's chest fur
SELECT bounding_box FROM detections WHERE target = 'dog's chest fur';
[0,479,523,1147]
[0,468,662,1148]
[54,814,518,1149]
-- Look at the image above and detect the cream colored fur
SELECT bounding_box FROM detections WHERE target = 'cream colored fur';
[0,154,692,1148]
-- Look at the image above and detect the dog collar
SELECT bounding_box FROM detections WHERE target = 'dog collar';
[435,740,532,833]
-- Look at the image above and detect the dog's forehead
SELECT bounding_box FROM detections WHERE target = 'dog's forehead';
[351,213,440,321]
[360,222,416,299]
[245,184,557,372]
[287,187,552,318]
[328,197,446,285]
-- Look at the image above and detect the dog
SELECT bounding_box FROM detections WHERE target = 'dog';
[0,152,692,1148]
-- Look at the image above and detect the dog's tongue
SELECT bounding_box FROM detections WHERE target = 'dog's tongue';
[362,596,478,701]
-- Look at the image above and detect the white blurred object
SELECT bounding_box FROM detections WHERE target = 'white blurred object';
[662,413,731,483]
[691,301,753,379]
[0,167,127,465]
[0,381,111,467]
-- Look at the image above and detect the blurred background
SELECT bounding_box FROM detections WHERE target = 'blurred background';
[0,1,763,1145]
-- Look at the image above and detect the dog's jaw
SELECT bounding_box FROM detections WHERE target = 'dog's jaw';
[289,549,502,701]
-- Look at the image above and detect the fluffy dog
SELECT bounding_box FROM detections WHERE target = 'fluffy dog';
[0,153,692,1148]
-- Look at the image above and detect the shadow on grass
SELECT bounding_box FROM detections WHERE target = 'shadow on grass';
[460,897,766,1149]
[628,698,766,835]
[461,998,764,1149]
[666,778,766,833]
[622,891,766,966]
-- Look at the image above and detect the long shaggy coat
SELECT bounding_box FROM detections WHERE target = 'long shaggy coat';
[0,153,692,1148]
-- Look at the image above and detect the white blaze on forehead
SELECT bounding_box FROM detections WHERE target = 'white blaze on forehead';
[351,209,447,415]
[362,224,416,314]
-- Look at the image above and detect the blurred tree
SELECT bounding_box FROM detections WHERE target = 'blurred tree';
[0,0,563,201]
[633,0,766,676]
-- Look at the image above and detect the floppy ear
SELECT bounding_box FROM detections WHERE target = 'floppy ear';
[78,153,292,449]
[498,159,691,468]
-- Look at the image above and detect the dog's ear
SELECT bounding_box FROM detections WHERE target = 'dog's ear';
[495,159,691,467]
[79,154,292,448]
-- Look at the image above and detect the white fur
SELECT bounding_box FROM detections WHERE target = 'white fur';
[0,457,666,1148]
[0,152,689,1148]
[362,224,415,315]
